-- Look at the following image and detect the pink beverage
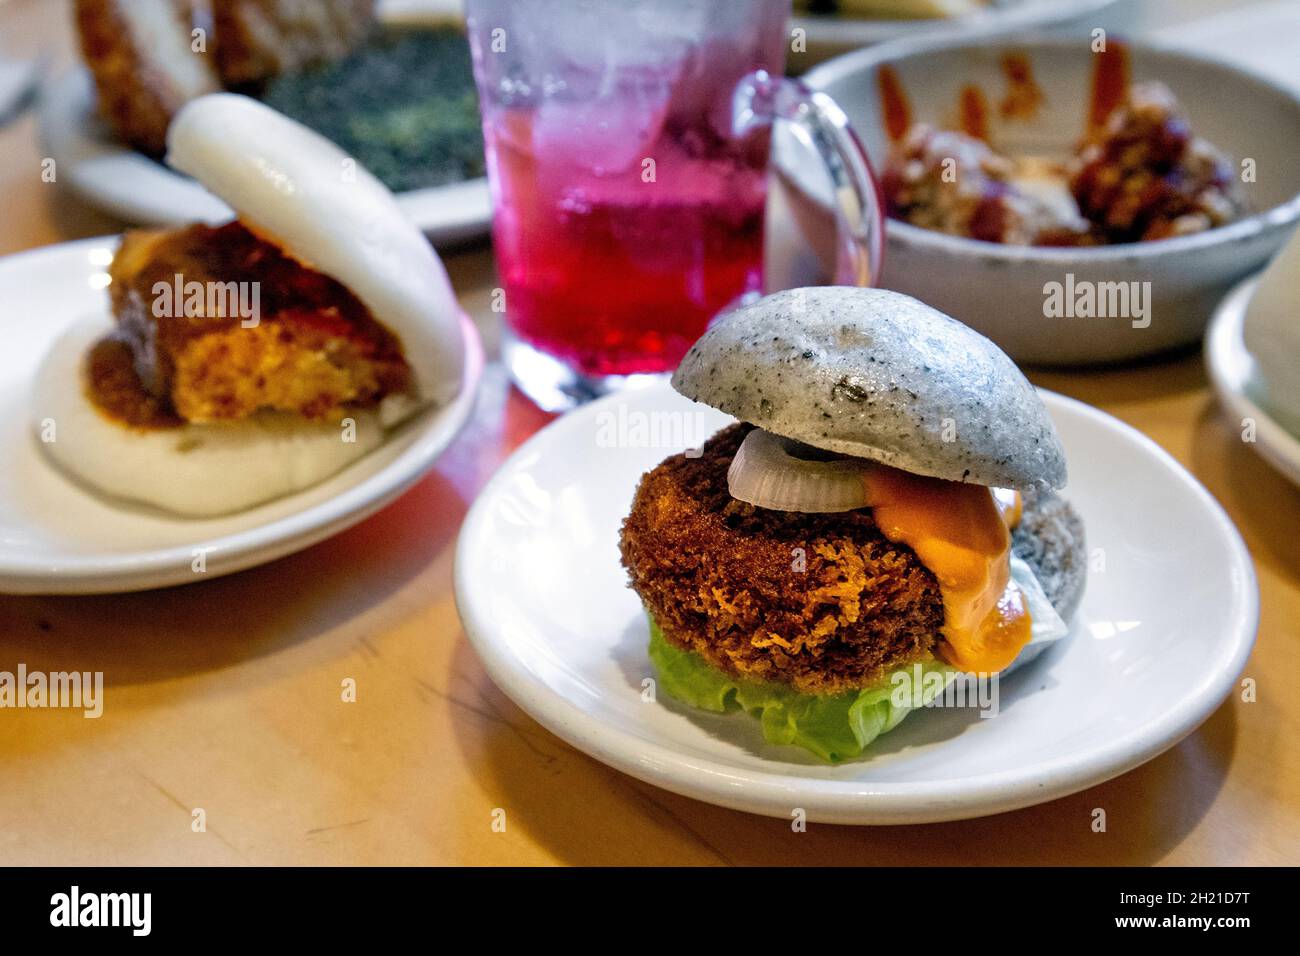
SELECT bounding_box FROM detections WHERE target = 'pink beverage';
[485,103,772,378]
[467,0,791,408]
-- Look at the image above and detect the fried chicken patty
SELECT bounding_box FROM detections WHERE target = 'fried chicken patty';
[75,0,221,158]
[212,0,377,88]
[620,423,1084,695]
[621,424,944,695]
[106,221,411,424]
[75,0,377,157]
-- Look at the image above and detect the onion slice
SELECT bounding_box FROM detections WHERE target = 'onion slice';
[727,428,874,513]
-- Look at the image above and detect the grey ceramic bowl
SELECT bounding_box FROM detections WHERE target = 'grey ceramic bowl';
[776,35,1300,365]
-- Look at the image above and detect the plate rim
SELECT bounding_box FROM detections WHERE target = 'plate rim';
[454,382,1259,824]
[0,237,484,595]
[1204,274,1300,489]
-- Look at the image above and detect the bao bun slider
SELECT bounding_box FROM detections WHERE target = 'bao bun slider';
[620,287,1085,762]
[33,93,464,517]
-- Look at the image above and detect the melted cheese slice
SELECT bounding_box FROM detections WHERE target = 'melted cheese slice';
[864,467,1030,673]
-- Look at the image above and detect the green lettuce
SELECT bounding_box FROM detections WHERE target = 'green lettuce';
[647,555,1071,761]
[648,619,959,763]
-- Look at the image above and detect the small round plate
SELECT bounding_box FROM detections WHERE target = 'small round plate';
[455,382,1257,824]
[38,66,491,245]
[1205,276,1300,489]
[0,238,482,595]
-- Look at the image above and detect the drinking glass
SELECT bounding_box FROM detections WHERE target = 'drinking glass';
[466,0,883,410]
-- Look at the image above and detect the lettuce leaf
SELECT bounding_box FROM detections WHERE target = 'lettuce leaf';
[648,619,959,762]
[647,557,1071,762]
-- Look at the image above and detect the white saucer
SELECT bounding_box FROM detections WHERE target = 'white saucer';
[1205,275,1300,489]
[0,238,482,595]
[455,382,1257,824]
[38,68,491,246]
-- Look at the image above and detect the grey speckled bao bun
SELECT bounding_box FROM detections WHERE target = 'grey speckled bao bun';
[671,287,1067,492]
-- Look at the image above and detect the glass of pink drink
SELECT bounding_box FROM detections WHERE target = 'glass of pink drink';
[466,0,883,410]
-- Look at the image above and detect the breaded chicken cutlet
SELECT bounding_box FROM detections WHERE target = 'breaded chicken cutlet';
[74,0,376,155]
[621,423,1083,696]
[108,221,411,424]
[75,0,221,157]
[213,0,377,88]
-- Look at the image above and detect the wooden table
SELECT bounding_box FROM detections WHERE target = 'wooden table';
[1,0,1297,866]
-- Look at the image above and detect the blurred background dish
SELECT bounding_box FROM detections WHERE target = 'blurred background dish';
[39,0,491,243]
[774,35,1300,364]
[1205,235,1300,489]
[1241,229,1300,433]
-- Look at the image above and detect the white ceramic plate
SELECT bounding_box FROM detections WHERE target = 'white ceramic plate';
[37,4,491,244]
[455,382,1257,824]
[1205,276,1300,490]
[791,0,1123,53]
[0,238,483,595]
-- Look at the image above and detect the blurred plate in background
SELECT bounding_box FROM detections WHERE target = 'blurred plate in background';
[1206,273,1300,490]
[38,2,491,245]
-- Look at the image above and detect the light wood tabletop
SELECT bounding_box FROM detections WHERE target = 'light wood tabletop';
[1,0,1297,866]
